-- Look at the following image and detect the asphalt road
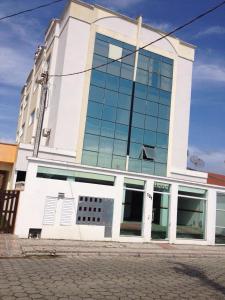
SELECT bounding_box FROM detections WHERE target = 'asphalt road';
[0,255,225,299]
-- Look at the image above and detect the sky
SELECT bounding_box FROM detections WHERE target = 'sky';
[0,0,225,174]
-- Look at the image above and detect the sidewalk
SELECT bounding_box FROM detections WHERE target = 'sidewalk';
[1,235,225,258]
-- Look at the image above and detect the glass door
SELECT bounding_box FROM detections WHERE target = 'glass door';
[151,182,170,240]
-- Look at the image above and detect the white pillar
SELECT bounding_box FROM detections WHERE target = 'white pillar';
[169,182,178,243]
[142,179,154,242]
[206,188,216,245]
[112,174,124,241]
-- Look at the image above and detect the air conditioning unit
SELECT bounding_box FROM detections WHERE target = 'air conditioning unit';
[42,128,51,137]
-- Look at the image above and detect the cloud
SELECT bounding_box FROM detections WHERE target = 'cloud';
[193,62,225,84]
[0,137,16,144]
[188,146,225,175]
[95,0,144,9]
[195,26,225,38]
[145,21,173,32]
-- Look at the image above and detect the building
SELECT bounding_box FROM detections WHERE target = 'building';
[14,0,225,244]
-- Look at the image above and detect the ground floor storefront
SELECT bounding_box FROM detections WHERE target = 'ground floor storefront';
[14,157,225,245]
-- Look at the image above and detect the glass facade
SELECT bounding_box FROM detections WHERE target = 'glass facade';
[82,33,173,176]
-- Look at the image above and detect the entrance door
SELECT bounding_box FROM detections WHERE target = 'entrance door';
[151,182,170,240]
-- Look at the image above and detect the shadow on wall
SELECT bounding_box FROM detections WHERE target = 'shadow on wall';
[172,262,225,296]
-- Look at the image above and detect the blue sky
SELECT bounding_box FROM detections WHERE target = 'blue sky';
[0,0,225,174]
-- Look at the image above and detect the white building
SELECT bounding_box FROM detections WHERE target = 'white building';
[14,0,225,245]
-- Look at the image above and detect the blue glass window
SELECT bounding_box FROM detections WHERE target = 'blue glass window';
[122,48,135,65]
[105,74,119,91]
[89,85,104,103]
[112,156,126,170]
[115,124,129,140]
[105,90,118,107]
[113,139,127,156]
[86,117,101,135]
[147,87,159,102]
[155,163,167,176]
[128,159,142,173]
[145,116,157,131]
[142,160,154,174]
[119,78,133,95]
[130,143,142,158]
[121,64,134,80]
[118,94,131,110]
[157,133,168,148]
[94,39,108,57]
[161,62,173,78]
[82,150,98,166]
[158,104,170,119]
[91,70,106,88]
[161,76,172,92]
[157,119,169,133]
[97,153,112,168]
[133,98,146,114]
[149,59,160,73]
[87,101,103,119]
[151,53,162,61]
[83,134,99,152]
[136,68,148,84]
[159,90,171,106]
[138,54,149,70]
[95,33,109,43]
[107,60,121,76]
[116,108,130,125]
[131,127,144,143]
[132,112,145,128]
[92,54,107,72]
[134,83,147,99]
[100,120,115,138]
[146,102,158,116]
[102,105,117,122]
[162,57,173,65]
[155,148,167,163]
[144,130,156,145]
[149,72,160,88]
[99,137,113,154]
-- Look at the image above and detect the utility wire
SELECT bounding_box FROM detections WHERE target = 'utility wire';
[50,0,225,77]
[0,0,65,21]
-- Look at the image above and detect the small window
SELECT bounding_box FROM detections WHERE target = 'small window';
[140,145,155,161]
[108,44,122,60]
[29,110,35,126]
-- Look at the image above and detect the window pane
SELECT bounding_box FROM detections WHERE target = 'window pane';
[129,143,142,158]
[91,70,106,88]
[131,127,144,143]
[115,124,129,140]
[107,60,121,76]
[142,160,154,174]
[119,78,133,95]
[83,134,99,152]
[145,116,157,131]
[92,54,107,72]
[155,148,167,163]
[146,101,158,116]
[102,105,117,122]
[82,150,98,166]
[155,163,167,177]
[100,120,115,138]
[216,211,225,227]
[128,159,142,173]
[132,112,145,128]
[105,74,119,91]
[89,85,104,103]
[112,155,126,170]
[94,39,109,57]
[118,94,131,110]
[136,68,148,84]
[99,137,113,154]
[122,48,135,65]
[134,83,147,99]
[133,98,146,114]
[121,64,134,80]
[161,76,172,92]
[157,133,168,148]
[161,62,173,78]
[158,119,169,133]
[105,90,118,107]
[87,101,103,119]
[149,59,160,73]
[159,90,171,106]
[147,87,159,102]
[113,139,127,156]
[97,153,112,168]
[86,117,101,135]
[116,108,130,125]
[217,194,225,210]
[149,72,160,88]
[138,54,149,70]
[158,104,170,119]
[144,130,156,146]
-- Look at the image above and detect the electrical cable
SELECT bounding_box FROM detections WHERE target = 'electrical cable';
[0,0,65,21]
[49,0,225,77]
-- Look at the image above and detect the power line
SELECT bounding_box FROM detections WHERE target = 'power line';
[0,0,65,22]
[50,0,225,77]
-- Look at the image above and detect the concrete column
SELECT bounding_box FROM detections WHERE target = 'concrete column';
[206,188,216,245]
[169,182,178,243]
[142,179,154,242]
[112,174,124,241]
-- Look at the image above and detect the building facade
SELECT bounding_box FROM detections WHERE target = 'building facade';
[14,0,225,244]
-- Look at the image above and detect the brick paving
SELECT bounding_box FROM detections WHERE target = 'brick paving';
[0,255,225,299]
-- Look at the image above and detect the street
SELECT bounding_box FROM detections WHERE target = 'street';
[0,255,225,299]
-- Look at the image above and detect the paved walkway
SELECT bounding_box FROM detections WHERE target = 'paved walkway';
[1,235,225,258]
